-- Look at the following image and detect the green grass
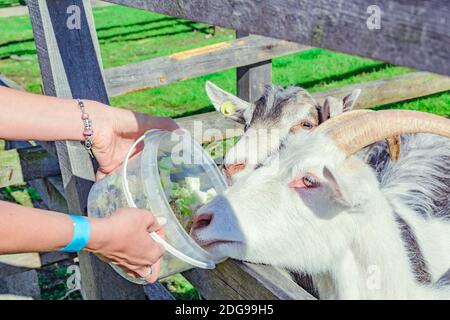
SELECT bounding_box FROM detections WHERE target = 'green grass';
[161,274,201,300]
[0,0,20,8]
[0,5,448,117]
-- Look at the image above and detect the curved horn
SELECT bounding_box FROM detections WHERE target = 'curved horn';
[327,110,450,156]
[315,109,373,134]
[316,109,401,160]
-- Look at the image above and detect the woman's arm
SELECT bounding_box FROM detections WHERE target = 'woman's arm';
[0,86,178,177]
[0,86,176,142]
[0,85,102,142]
[0,200,165,282]
[0,87,178,282]
[0,200,74,253]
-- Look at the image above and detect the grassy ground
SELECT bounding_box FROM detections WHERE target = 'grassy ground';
[0,0,21,8]
[0,5,448,117]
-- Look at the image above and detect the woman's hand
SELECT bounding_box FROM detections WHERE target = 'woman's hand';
[89,102,179,179]
[0,88,179,178]
[85,208,166,283]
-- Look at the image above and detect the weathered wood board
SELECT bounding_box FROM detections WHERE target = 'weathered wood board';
[106,0,450,77]
[183,259,315,300]
[0,75,24,91]
[236,31,272,102]
[104,35,308,96]
[0,270,41,300]
[0,252,73,279]
[0,254,42,278]
[0,146,60,188]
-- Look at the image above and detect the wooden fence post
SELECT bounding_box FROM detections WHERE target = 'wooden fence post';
[236,31,272,102]
[27,0,146,300]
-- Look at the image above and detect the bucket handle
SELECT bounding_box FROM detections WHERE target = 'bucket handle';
[121,130,215,270]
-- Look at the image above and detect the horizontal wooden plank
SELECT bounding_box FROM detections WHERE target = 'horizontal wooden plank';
[176,110,243,144]
[0,146,61,188]
[104,35,308,96]
[0,254,41,278]
[0,75,24,91]
[0,270,41,300]
[144,282,175,300]
[183,259,315,300]
[106,0,450,76]
[312,71,450,109]
[39,252,74,267]
[29,177,68,213]
[177,71,450,143]
[4,140,68,212]
[0,252,75,278]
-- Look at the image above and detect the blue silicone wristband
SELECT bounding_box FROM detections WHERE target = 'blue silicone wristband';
[60,215,91,253]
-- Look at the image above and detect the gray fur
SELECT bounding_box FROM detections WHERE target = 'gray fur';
[361,134,450,220]
[394,211,432,284]
[249,85,318,127]
[354,133,450,286]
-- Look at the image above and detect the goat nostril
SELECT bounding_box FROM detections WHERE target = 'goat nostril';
[191,213,213,231]
[224,163,246,177]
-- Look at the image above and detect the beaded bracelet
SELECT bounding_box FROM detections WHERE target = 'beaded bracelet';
[77,99,94,158]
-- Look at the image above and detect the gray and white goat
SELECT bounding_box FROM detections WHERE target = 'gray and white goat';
[191,110,450,299]
[205,81,360,182]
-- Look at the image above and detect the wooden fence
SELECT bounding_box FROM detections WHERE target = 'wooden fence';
[0,0,449,299]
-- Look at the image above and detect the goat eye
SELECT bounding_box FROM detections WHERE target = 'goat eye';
[289,121,314,133]
[303,175,319,188]
[301,121,314,129]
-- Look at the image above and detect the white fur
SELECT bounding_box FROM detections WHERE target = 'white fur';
[205,82,359,184]
[192,132,450,299]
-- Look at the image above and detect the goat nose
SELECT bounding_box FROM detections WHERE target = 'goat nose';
[223,162,246,177]
[191,212,213,232]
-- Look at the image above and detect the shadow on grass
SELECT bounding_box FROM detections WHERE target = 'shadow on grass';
[0,17,178,48]
[0,49,35,59]
[100,21,213,44]
[293,63,392,89]
[372,90,450,118]
[96,16,177,32]
[173,105,215,119]
[0,37,35,48]
[0,18,214,59]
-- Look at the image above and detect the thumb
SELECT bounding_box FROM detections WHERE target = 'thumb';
[148,217,167,233]
[96,169,107,181]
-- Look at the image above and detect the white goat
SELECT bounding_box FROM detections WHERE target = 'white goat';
[191,110,450,299]
[205,81,360,182]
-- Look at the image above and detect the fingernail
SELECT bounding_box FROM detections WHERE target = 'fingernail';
[157,217,167,226]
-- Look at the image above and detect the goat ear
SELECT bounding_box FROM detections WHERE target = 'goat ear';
[318,89,361,122]
[342,89,361,112]
[317,99,330,123]
[205,81,252,124]
[319,96,344,122]
[323,165,369,211]
[322,166,353,209]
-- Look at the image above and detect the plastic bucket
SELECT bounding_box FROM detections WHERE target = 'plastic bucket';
[87,129,228,284]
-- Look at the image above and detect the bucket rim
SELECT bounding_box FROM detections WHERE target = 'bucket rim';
[140,130,228,265]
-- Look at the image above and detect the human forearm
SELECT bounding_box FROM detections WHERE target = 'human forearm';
[0,86,111,142]
[0,200,165,282]
[0,86,177,146]
[0,200,76,253]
